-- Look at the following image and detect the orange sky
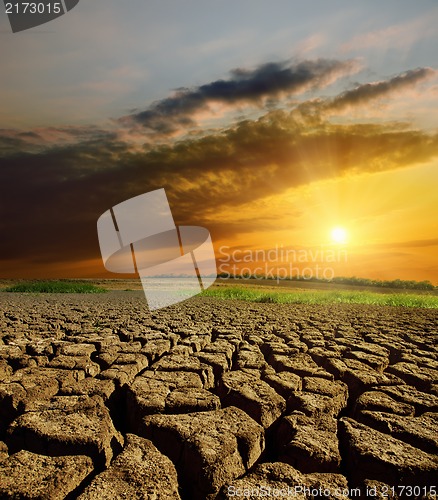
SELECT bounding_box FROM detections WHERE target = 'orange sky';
[210,160,438,284]
[1,3,437,284]
[3,151,436,284]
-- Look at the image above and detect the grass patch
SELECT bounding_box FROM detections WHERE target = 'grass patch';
[202,287,438,308]
[5,281,107,294]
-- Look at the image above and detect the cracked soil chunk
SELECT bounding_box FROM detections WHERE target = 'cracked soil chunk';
[78,434,181,499]
[355,410,438,454]
[339,417,438,487]
[262,370,302,398]
[152,353,215,389]
[140,406,264,499]
[165,386,220,413]
[0,449,93,499]
[386,362,438,391]
[378,384,438,414]
[126,370,218,432]
[354,390,415,416]
[276,412,342,473]
[218,370,286,428]
[218,462,350,500]
[7,395,123,468]
[0,441,8,461]
[287,389,347,417]
[270,352,332,379]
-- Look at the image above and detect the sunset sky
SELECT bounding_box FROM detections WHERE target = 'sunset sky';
[0,0,437,283]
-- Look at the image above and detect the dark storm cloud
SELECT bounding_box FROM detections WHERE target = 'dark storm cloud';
[1,110,437,273]
[326,67,435,111]
[120,58,358,134]
[291,67,436,123]
[0,137,132,269]
[0,126,118,156]
[0,62,437,275]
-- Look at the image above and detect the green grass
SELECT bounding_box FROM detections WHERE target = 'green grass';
[202,287,438,308]
[5,281,107,294]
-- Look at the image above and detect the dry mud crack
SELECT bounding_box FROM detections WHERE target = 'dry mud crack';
[0,291,437,499]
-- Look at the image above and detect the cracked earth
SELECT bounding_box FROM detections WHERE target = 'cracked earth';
[0,291,437,499]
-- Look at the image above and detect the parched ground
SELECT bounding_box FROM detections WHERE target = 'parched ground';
[0,291,437,499]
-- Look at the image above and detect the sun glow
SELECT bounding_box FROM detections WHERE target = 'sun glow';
[331,226,348,244]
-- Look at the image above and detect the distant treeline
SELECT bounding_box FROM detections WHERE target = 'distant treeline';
[217,273,436,290]
[329,276,435,290]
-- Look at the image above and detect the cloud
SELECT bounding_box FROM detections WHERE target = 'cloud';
[1,109,437,275]
[361,238,438,250]
[326,68,436,112]
[119,58,359,135]
[117,63,434,141]
[0,60,437,276]
[0,126,118,155]
[292,67,436,122]
[341,13,437,53]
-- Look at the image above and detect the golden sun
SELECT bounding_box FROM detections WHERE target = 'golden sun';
[330,226,348,244]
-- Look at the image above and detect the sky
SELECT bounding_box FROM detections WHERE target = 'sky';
[0,0,437,283]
